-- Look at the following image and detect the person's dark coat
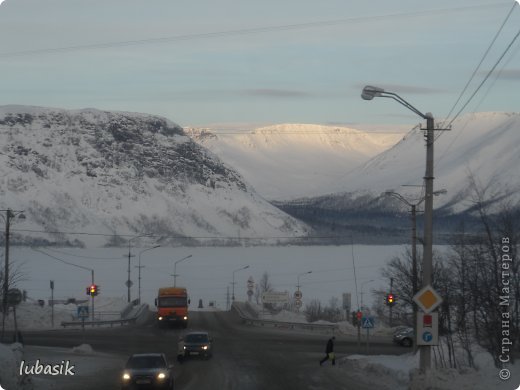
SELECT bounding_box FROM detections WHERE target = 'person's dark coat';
[325,337,334,354]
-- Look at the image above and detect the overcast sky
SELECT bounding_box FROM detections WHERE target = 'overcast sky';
[0,0,519,129]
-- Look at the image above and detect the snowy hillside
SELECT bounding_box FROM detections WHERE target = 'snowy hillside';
[186,124,402,200]
[0,106,308,246]
[334,112,520,213]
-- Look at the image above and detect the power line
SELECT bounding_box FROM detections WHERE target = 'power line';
[441,2,518,128]
[0,3,508,59]
[44,247,123,260]
[32,247,93,271]
[446,18,520,127]
[434,3,520,162]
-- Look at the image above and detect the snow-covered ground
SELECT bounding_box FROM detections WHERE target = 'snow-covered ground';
[2,245,519,389]
[1,298,519,390]
[245,302,520,390]
[0,342,126,390]
[344,345,519,390]
[3,297,130,331]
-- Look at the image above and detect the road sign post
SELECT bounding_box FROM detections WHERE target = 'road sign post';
[50,281,54,328]
[356,311,362,353]
[78,305,89,337]
[361,316,375,354]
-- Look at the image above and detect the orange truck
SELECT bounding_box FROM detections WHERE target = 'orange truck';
[155,287,190,328]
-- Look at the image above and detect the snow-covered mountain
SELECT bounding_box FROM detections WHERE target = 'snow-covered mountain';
[185,124,402,200]
[295,112,520,214]
[0,106,308,246]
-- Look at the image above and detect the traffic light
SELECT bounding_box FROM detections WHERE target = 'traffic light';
[87,284,99,297]
[386,293,395,306]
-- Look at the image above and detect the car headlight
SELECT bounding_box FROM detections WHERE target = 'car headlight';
[202,345,208,350]
[157,372,166,380]
[183,346,186,350]
[122,373,131,381]
[158,316,163,321]
[183,316,188,320]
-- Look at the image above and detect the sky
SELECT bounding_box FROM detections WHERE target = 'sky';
[0,0,519,130]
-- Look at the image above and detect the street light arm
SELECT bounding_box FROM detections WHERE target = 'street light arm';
[139,245,161,257]
[174,254,193,266]
[379,92,428,119]
[361,85,428,119]
[383,191,413,208]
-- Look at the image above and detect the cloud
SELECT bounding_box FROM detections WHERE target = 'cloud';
[242,88,311,98]
[490,69,520,80]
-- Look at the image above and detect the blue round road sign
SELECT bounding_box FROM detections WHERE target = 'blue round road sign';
[422,331,433,342]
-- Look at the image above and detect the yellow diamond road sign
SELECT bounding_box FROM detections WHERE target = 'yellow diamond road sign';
[413,285,442,313]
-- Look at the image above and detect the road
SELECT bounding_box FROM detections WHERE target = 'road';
[18,309,409,390]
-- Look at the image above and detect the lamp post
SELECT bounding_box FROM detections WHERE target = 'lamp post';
[296,271,312,292]
[125,234,151,303]
[1,208,25,340]
[362,85,444,372]
[136,245,160,304]
[232,265,250,301]
[172,255,193,287]
[296,271,312,311]
[384,189,446,351]
[360,279,374,311]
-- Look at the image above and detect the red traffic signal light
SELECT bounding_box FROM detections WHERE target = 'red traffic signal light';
[386,293,395,306]
[87,284,99,297]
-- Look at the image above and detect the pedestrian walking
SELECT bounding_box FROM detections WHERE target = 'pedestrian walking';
[319,336,335,366]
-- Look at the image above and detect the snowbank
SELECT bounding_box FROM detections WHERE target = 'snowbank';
[4,296,129,330]
[0,343,33,390]
[345,348,519,390]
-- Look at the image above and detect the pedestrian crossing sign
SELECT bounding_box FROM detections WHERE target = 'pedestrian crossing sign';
[361,316,375,329]
[77,305,89,318]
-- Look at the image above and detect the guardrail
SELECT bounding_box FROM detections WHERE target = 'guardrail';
[232,302,338,335]
[61,304,149,328]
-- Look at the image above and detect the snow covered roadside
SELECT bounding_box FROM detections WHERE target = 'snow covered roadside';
[344,349,519,390]
[20,344,126,390]
[3,297,130,330]
[0,342,33,390]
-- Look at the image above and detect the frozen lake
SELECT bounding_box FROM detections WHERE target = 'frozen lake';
[9,245,426,311]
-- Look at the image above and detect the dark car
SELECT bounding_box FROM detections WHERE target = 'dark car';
[182,331,213,359]
[121,353,174,389]
[393,327,414,347]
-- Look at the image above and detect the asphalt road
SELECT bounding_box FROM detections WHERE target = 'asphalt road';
[16,309,410,390]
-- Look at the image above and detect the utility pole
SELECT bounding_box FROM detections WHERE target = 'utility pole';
[420,115,435,372]
[1,208,24,341]
[50,280,54,327]
[127,244,135,303]
[362,86,449,373]
[226,286,230,311]
[411,204,418,353]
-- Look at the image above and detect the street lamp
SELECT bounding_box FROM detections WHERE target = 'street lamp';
[232,265,250,301]
[363,85,443,372]
[136,245,160,304]
[296,271,312,291]
[172,255,193,287]
[296,271,312,311]
[1,208,25,340]
[384,189,447,336]
[383,189,447,308]
[360,279,375,311]
[125,234,151,303]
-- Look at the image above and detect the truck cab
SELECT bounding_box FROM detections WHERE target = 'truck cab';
[155,287,190,328]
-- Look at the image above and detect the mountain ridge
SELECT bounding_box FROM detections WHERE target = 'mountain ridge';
[0,105,309,246]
